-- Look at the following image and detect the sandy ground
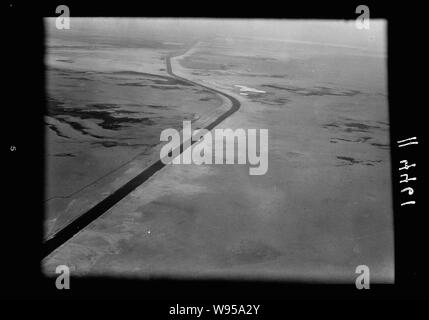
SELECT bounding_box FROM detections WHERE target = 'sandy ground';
[43,36,393,282]
[44,34,223,238]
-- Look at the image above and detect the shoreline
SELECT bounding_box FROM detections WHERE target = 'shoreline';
[43,44,241,257]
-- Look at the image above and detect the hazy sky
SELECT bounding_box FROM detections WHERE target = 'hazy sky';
[46,18,386,53]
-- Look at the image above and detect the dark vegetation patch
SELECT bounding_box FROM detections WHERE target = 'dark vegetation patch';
[357,136,372,143]
[68,77,93,81]
[55,116,105,139]
[262,84,361,97]
[331,136,372,143]
[327,121,389,150]
[46,124,70,139]
[269,75,288,78]
[370,142,390,150]
[148,85,182,90]
[90,141,155,148]
[117,82,147,87]
[56,59,74,63]
[47,98,155,141]
[88,103,120,110]
[324,118,390,150]
[323,123,340,129]
[47,67,87,75]
[323,120,382,134]
[376,121,389,126]
[145,104,171,110]
[54,153,76,157]
[111,109,135,114]
[343,122,373,130]
[337,156,361,165]
[337,156,383,166]
[109,71,157,77]
[116,77,193,88]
